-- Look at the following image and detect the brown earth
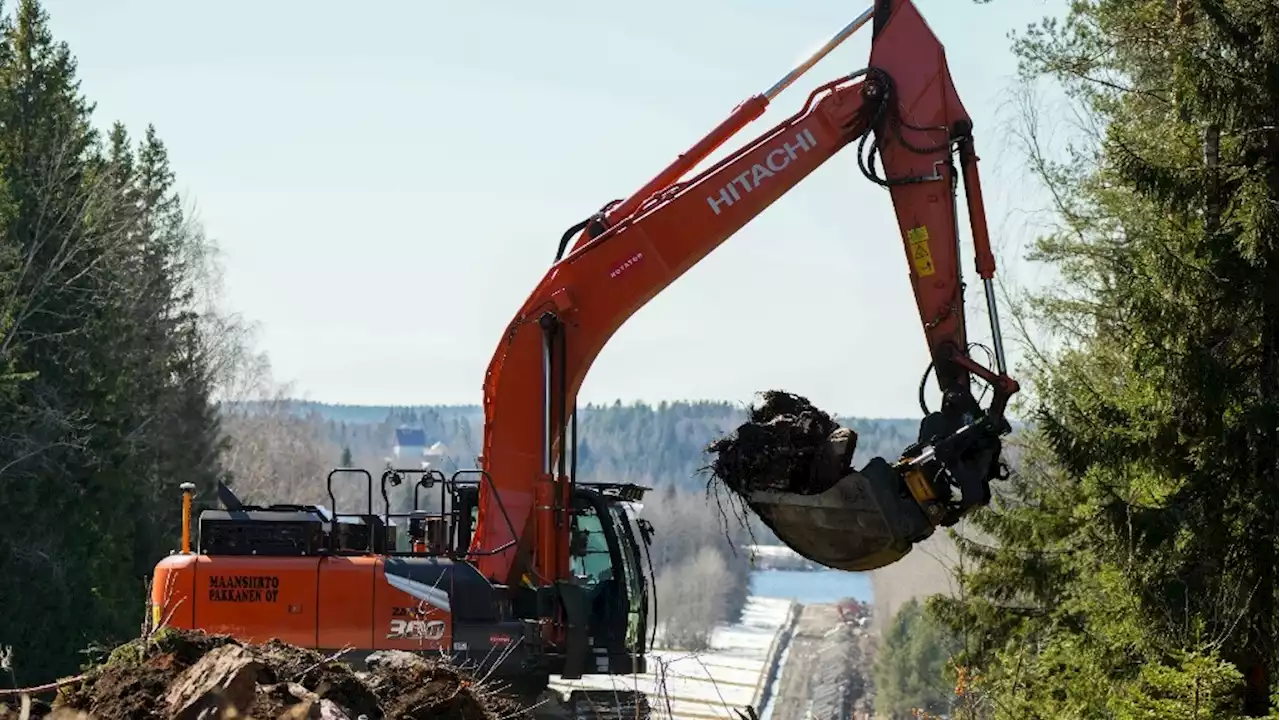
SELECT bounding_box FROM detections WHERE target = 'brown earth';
[0,629,531,720]
[705,390,853,496]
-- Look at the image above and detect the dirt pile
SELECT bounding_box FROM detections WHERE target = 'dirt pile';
[1,629,530,720]
[705,390,855,497]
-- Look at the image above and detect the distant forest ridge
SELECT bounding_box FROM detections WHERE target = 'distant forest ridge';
[253,398,922,425]
[223,397,1021,492]
[240,396,1027,418]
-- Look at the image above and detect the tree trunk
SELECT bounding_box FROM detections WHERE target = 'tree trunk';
[1244,128,1280,717]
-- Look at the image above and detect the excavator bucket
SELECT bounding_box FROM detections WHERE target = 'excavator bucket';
[721,396,1011,572]
[746,456,936,572]
[706,391,939,572]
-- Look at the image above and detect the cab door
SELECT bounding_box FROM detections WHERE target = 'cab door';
[607,502,649,656]
[569,492,648,675]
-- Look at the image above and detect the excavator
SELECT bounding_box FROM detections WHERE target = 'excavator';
[150,0,1019,714]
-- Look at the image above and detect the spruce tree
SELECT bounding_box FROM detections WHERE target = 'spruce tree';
[0,0,229,680]
[0,0,114,682]
[874,598,960,719]
[933,1,1277,717]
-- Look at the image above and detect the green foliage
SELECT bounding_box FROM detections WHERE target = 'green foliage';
[874,598,961,719]
[1117,650,1249,720]
[933,0,1277,717]
[0,0,226,684]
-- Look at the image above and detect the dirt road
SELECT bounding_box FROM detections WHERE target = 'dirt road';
[767,604,874,720]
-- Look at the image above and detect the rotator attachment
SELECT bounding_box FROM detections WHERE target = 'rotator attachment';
[746,411,1006,572]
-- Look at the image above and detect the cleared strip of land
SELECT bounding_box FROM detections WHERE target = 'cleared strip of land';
[762,603,875,720]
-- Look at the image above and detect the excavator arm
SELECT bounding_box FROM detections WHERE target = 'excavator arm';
[471,0,1018,588]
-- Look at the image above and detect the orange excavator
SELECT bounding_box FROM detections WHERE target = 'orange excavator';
[151,0,1018,707]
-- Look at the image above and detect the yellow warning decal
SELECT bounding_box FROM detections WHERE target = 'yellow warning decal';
[904,468,936,503]
[907,225,936,277]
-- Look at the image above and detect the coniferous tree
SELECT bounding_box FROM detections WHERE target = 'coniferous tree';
[0,0,230,681]
[933,1,1277,717]
[0,0,116,681]
[874,598,959,719]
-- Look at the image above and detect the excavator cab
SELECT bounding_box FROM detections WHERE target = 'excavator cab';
[451,481,651,681]
[563,488,650,672]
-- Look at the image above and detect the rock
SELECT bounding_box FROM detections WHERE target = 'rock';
[319,699,353,720]
[364,649,430,673]
[163,644,262,720]
[44,710,92,720]
[267,685,353,720]
[287,682,320,704]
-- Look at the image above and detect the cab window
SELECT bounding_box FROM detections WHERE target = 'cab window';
[570,506,613,587]
[608,504,643,603]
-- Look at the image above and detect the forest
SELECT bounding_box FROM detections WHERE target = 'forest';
[878,1,1278,717]
[0,0,1275,717]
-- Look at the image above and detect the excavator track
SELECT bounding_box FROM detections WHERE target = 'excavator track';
[567,690,652,720]
[526,689,652,720]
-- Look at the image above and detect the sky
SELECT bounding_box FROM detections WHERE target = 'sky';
[45,0,1067,418]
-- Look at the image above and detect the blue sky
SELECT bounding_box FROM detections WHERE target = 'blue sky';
[47,0,1065,417]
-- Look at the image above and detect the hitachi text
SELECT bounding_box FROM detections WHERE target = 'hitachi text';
[706,129,818,215]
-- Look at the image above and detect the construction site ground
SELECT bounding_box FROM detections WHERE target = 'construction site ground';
[763,603,874,720]
[0,597,876,720]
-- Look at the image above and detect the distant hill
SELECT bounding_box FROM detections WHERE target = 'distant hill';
[246,399,926,491]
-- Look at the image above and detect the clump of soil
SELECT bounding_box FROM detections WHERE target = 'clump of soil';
[3,628,530,720]
[364,651,492,720]
[706,390,854,497]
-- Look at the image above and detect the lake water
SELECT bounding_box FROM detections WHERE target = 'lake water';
[748,569,874,604]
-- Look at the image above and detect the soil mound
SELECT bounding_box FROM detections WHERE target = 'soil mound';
[706,390,854,496]
[2,629,530,720]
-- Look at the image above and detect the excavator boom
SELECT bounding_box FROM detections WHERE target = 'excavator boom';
[471,0,1018,589]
